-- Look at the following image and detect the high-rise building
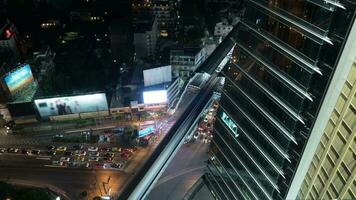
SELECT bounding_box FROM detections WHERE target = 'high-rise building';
[204,1,356,200]
[298,60,355,200]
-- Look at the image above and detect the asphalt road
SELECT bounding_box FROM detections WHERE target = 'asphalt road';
[0,153,130,199]
[0,116,176,200]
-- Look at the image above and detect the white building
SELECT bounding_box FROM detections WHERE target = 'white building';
[170,47,206,78]
[214,21,233,38]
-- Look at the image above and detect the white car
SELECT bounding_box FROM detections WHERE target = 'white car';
[88,157,99,162]
[193,133,199,139]
[103,163,111,169]
[60,157,70,162]
[74,150,86,156]
[89,152,100,157]
[52,161,64,166]
[88,146,98,152]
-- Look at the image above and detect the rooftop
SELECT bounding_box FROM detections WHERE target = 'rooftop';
[171,47,202,57]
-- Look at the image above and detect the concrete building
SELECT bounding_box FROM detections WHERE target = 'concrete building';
[0,19,19,59]
[214,20,233,38]
[298,60,356,200]
[170,47,206,78]
[134,15,158,59]
[132,0,178,38]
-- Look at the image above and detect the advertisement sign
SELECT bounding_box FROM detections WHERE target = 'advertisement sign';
[4,64,37,102]
[138,126,154,138]
[143,65,172,87]
[221,111,238,137]
[34,93,108,118]
[143,90,167,104]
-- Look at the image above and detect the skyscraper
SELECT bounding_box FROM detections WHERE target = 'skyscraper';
[204,1,356,200]
[298,60,355,200]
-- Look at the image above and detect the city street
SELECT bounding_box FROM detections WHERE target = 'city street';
[0,113,178,200]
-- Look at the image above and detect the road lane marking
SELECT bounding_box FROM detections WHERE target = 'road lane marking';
[44,164,66,168]
[36,156,51,160]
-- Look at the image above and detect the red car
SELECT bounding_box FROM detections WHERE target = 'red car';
[95,163,104,168]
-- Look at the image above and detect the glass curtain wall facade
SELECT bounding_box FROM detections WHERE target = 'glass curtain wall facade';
[204,1,356,200]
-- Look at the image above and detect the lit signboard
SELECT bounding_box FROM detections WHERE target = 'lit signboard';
[34,93,108,118]
[4,64,34,94]
[221,112,238,137]
[138,126,154,138]
[143,90,167,104]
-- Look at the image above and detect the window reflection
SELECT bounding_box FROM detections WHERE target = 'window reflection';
[234,26,313,89]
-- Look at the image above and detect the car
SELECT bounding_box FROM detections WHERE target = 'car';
[203,117,208,123]
[0,148,6,153]
[111,147,122,152]
[95,163,104,168]
[54,134,63,138]
[8,148,19,153]
[21,149,29,154]
[81,131,90,135]
[103,163,111,169]
[88,157,99,162]
[126,148,136,153]
[100,147,109,152]
[60,157,70,162]
[47,150,56,156]
[89,152,100,157]
[64,151,73,156]
[193,133,199,139]
[72,145,83,150]
[68,161,79,167]
[88,146,98,152]
[52,161,65,166]
[4,120,16,130]
[81,162,90,168]
[74,150,86,156]
[111,163,123,169]
[31,150,41,155]
[74,156,85,162]
[122,149,132,154]
[120,152,130,159]
[47,145,55,150]
[103,152,114,158]
[102,157,113,162]
[56,146,67,152]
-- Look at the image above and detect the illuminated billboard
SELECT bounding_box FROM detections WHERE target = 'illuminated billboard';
[143,65,172,87]
[138,126,154,138]
[4,64,36,102]
[143,90,167,104]
[34,93,108,118]
[221,112,239,137]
